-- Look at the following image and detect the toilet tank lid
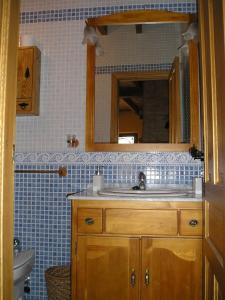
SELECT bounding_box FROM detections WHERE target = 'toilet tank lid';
[13,249,34,270]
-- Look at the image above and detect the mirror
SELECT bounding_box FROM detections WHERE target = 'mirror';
[86,10,199,152]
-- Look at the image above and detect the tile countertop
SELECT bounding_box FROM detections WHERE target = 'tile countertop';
[67,189,202,202]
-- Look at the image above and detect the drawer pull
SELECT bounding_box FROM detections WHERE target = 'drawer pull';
[130,269,136,287]
[189,219,198,227]
[85,217,95,225]
[18,102,29,110]
[144,269,150,286]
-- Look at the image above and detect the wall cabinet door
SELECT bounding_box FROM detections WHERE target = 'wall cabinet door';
[16,46,41,115]
[141,238,202,300]
[17,47,34,99]
[76,236,140,300]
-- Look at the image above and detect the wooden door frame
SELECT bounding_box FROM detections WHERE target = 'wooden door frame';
[110,71,169,143]
[198,0,225,298]
[0,1,20,299]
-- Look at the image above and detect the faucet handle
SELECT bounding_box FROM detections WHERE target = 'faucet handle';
[139,172,146,181]
[14,238,21,253]
[139,172,146,190]
[14,238,20,246]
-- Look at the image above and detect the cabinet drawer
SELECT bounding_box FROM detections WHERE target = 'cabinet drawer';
[78,208,103,233]
[179,210,202,236]
[105,209,178,235]
[16,100,32,113]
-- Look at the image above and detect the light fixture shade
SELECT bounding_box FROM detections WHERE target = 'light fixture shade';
[82,25,104,56]
[82,25,98,45]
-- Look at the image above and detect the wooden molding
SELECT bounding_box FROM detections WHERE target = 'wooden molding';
[198,0,209,182]
[0,1,20,299]
[87,10,196,26]
[169,57,181,143]
[189,40,200,149]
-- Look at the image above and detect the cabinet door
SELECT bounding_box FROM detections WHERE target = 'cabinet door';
[17,47,34,99]
[141,238,202,300]
[76,236,139,300]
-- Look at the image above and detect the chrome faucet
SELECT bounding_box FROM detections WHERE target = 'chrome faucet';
[14,238,21,254]
[138,172,146,190]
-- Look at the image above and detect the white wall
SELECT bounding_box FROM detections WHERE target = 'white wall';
[96,24,183,66]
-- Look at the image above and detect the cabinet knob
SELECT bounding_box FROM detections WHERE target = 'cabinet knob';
[144,269,150,286]
[18,102,29,110]
[189,219,198,227]
[85,217,95,225]
[130,269,136,287]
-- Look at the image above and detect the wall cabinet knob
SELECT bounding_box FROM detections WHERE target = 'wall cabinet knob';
[18,102,29,110]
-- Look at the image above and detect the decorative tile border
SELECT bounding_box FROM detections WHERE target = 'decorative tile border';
[95,63,172,74]
[15,151,202,165]
[20,2,196,24]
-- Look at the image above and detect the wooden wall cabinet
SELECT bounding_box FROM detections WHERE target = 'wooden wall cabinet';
[16,46,41,115]
[72,200,203,300]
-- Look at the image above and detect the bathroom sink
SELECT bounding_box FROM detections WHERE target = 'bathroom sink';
[98,188,190,197]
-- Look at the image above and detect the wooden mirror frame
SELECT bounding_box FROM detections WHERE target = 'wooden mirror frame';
[85,10,199,152]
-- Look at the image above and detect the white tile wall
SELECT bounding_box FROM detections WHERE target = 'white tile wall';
[17,0,196,152]
[21,0,196,12]
[95,75,111,142]
[96,24,183,66]
[17,20,86,151]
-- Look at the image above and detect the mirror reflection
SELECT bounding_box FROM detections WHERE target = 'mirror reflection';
[94,22,196,144]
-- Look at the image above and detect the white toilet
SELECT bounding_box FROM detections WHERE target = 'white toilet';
[13,249,35,300]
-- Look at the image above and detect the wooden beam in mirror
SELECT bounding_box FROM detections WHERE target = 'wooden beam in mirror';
[97,26,108,35]
[136,24,142,34]
[87,10,196,26]
[85,10,199,152]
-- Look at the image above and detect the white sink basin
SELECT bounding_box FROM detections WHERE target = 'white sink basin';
[98,188,190,197]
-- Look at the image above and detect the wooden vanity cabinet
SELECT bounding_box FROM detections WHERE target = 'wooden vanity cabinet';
[16,46,41,115]
[71,200,203,300]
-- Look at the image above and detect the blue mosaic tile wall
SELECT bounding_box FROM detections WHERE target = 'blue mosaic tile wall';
[15,155,203,300]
